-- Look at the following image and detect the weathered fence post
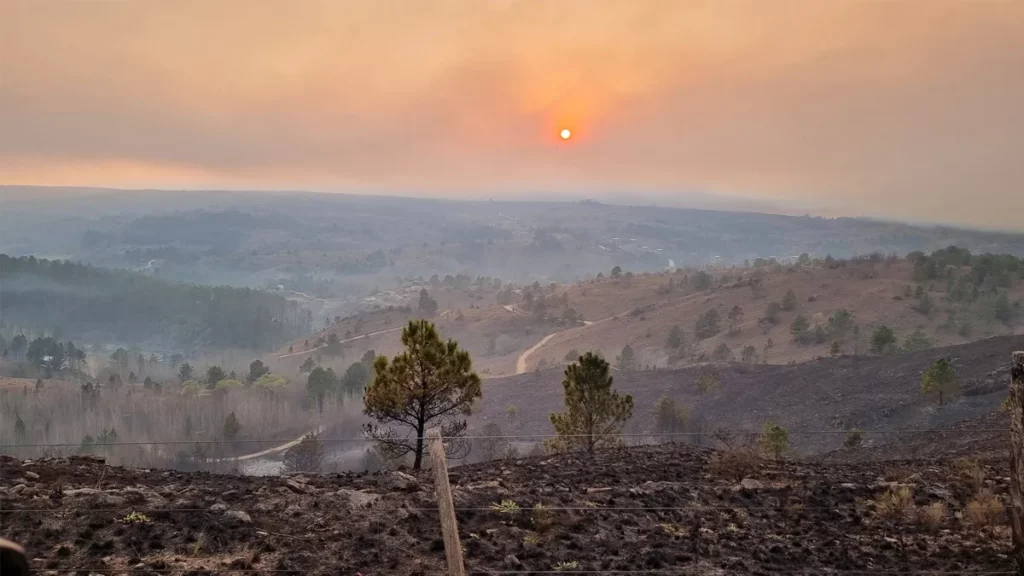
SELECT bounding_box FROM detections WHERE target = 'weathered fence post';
[1010,351,1024,575]
[427,428,465,576]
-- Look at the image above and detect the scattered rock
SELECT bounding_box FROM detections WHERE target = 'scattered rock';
[24,471,40,480]
[11,484,27,495]
[210,503,228,512]
[284,480,307,494]
[335,488,382,508]
[503,554,522,567]
[740,478,765,490]
[224,510,253,524]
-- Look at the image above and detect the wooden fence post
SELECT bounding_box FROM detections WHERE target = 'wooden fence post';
[427,428,466,576]
[1010,351,1024,576]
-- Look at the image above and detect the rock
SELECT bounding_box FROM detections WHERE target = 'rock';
[63,488,125,506]
[210,503,228,512]
[335,488,381,508]
[503,554,522,568]
[24,471,40,480]
[390,471,419,491]
[586,487,613,494]
[224,510,253,524]
[284,480,307,494]
[740,478,765,490]
[11,484,27,495]
[699,527,718,543]
[393,471,416,483]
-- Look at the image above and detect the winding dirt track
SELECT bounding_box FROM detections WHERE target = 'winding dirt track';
[276,327,403,359]
[211,426,326,463]
[513,315,609,374]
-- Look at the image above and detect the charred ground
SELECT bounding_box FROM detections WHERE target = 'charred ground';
[0,444,1013,575]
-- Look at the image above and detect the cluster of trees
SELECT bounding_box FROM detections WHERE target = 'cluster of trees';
[0,254,305,350]
[520,282,578,322]
[910,247,1020,326]
[2,335,87,375]
[305,350,376,413]
[418,289,439,316]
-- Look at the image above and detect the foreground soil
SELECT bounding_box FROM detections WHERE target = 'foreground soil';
[0,445,1013,575]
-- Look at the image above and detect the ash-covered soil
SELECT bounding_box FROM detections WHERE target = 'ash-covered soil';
[477,335,1024,455]
[0,445,1013,575]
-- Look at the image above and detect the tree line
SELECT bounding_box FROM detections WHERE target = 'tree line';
[0,254,305,350]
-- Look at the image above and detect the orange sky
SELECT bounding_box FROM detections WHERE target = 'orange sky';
[2,1,1023,229]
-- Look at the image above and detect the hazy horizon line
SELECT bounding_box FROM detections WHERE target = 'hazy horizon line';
[4,183,1023,236]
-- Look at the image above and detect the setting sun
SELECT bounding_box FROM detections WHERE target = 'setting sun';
[560,128,572,140]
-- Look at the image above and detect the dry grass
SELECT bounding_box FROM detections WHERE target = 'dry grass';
[950,458,986,493]
[532,503,553,534]
[709,446,761,480]
[964,490,1005,528]
[919,502,947,529]
[875,486,916,521]
[503,259,1024,370]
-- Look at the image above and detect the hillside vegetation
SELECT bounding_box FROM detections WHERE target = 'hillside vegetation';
[0,255,306,352]
[273,248,1024,377]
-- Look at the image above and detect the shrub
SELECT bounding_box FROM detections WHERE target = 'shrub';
[694,371,720,395]
[950,458,985,493]
[532,503,553,533]
[964,490,1004,528]
[665,326,684,351]
[711,343,734,362]
[694,309,721,340]
[844,429,862,449]
[740,345,757,363]
[919,502,947,529]
[490,499,520,515]
[710,446,760,480]
[869,325,897,354]
[283,433,325,473]
[781,289,798,311]
[651,396,689,436]
[875,486,915,521]
[903,329,932,352]
[758,421,789,458]
[790,315,811,344]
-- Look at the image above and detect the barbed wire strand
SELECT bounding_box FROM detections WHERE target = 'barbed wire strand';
[1,504,1009,514]
[19,565,1019,569]
[1,428,1010,449]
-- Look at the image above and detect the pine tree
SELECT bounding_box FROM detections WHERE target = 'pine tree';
[548,353,634,454]
[921,357,959,406]
[306,366,337,414]
[781,289,798,311]
[666,325,684,351]
[222,412,242,441]
[363,320,481,469]
[616,344,638,372]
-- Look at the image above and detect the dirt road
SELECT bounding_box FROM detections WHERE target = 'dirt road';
[513,314,613,374]
[276,327,403,359]
[210,426,326,463]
